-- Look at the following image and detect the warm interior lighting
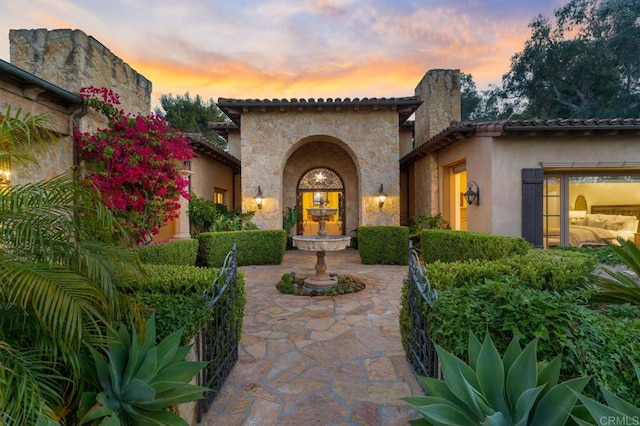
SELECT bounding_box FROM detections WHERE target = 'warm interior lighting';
[254,186,263,210]
[463,181,480,206]
[0,169,10,184]
[377,184,387,209]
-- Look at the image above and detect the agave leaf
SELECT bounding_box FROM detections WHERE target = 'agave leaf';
[435,344,483,419]
[505,339,538,410]
[574,391,633,425]
[168,345,192,364]
[89,346,114,399]
[122,323,143,385]
[154,329,182,370]
[415,403,481,426]
[133,346,159,384]
[125,406,188,426]
[601,387,640,416]
[513,384,545,425]
[531,376,591,426]
[481,411,507,426]
[404,395,463,407]
[106,329,127,400]
[145,385,210,409]
[78,391,98,420]
[121,378,156,403]
[78,403,114,425]
[468,331,482,371]
[536,355,561,392]
[152,361,209,384]
[409,419,431,426]
[415,375,478,419]
[502,336,521,376]
[100,416,121,426]
[569,415,596,426]
[477,333,509,417]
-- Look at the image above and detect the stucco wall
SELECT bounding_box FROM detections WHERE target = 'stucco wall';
[240,110,400,230]
[10,28,151,115]
[433,133,640,238]
[191,155,235,209]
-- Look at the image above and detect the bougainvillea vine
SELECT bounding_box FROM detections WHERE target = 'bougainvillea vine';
[74,87,193,244]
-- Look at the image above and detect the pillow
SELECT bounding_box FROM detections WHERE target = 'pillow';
[622,218,640,232]
[590,219,608,229]
[586,214,603,227]
[605,221,625,231]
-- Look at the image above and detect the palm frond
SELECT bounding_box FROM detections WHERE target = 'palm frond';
[0,340,64,425]
[592,237,640,306]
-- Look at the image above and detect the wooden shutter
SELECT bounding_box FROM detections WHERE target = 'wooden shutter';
[522,169,543,248]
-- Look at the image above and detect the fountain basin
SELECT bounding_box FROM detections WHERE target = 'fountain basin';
[306,207,338,218]
[292,235,351,251]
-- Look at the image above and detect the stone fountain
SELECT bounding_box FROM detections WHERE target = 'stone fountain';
[292,195,351,292]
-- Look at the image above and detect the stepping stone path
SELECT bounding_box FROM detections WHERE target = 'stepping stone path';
[201,249,422,425]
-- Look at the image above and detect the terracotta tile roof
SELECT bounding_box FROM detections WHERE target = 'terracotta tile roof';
[185,133,241,173]
[400,118,640,169]
[208,120,238,139]
[217,96,422,126]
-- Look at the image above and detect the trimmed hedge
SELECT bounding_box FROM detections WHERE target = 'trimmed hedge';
[421,229,531,263]
[135,239,198,266]
[426,248,596,292]
[198,229,287,267]
[358,226,409,265]
[116,264,245,344]
[399,280,640,406]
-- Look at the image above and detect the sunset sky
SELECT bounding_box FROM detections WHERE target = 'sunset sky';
[1,0,565,110]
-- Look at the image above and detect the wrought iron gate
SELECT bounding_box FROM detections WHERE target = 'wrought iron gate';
[197,243,240,420]
[405,240,440,382]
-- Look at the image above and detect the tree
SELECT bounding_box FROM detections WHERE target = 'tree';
[460,73,514,121]
[501,0,640,119]
[76,87,193,244]
[156,92,228,148]
[0,108,143,424]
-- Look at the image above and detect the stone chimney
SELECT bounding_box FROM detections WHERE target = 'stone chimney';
[414,69,461,146]
[9,28,152,114]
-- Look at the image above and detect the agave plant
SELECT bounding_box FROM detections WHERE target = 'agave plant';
[78,314,210,425]
[403,332,591,425]
[571,365,640,425]
[591,237,640,306]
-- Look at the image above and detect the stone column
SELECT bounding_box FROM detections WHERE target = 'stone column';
[173,169,193,240]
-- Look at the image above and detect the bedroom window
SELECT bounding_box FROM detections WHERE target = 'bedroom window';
[542,172,640,247]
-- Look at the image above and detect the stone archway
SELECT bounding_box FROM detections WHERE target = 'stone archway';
[282,138,359,237]
[297,167,345,236]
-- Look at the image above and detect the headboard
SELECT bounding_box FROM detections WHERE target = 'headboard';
[591,204,640,232]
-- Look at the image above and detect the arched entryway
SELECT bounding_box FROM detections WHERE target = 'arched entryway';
[297,168,345,236]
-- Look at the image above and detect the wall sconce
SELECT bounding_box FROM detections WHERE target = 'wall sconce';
[0,169,10,184]
[463,181,480,206]
[254,186,263,210]
[377,184,387,209]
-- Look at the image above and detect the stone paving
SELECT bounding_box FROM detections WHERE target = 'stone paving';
[201,248,422,425]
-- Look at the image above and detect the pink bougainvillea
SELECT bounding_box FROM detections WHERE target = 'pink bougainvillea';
[74,87,193,244]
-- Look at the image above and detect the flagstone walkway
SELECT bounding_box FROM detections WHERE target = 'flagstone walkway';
[200,248,422,425]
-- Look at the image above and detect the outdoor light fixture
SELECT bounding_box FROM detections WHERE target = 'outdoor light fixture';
[254,186,263,210]
[463,181,480,206]
[377,184,387,209]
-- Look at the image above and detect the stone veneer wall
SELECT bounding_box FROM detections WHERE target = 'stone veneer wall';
[9,28,151,115]
[409,69,461,219]
[240,110,400,230]
[414,69,461,145]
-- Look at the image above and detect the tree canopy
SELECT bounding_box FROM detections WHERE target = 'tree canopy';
[462,0,640,120]
[156,92,228,148]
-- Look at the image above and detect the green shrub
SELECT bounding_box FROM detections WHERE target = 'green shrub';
[198,230,287,266]
[358,226,409,265]
[400,279,640,406]
[116,264,246,344]
[421,229,530,263]
[426,248,596,292]
[135,239,198,266]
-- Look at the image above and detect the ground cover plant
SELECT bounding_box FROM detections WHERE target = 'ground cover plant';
[276,273,365,296]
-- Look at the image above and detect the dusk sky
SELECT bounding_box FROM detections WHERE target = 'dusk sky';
[1,0,565,110]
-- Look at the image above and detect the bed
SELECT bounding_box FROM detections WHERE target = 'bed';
[567,204,640,247]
